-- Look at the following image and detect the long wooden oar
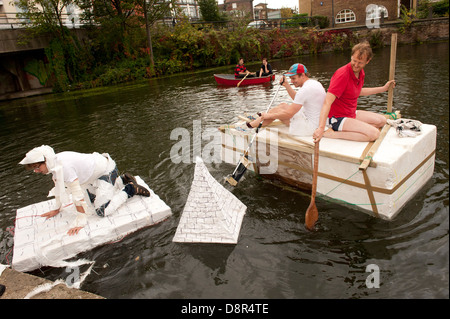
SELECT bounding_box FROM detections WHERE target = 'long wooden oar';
[359,124,390,170]
[387,33,397,113]
[237,72,249,87]
[226,78,283,186]
[305,141,319,230]
[360,33,398,170]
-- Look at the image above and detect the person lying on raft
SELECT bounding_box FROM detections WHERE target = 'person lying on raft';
[19,145,150,236]
[237,63,326,137]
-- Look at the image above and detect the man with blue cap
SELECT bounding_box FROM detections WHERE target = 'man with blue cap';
[240,63,326,137]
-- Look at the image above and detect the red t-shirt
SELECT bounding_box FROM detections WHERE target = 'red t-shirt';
[327,63,365,119]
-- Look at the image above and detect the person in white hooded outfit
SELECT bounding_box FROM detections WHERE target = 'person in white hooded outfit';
[19,145,150,235]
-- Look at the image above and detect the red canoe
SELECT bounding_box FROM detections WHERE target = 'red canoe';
[214,74,275,86]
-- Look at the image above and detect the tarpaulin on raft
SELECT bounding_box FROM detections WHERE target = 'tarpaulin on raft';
[12,177,171,272]
[173,157,246,244]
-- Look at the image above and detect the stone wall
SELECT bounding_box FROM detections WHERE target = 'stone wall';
[0,28,88,54]
[344,17,449,45]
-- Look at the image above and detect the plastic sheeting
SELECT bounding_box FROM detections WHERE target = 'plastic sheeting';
[12,177,171,272]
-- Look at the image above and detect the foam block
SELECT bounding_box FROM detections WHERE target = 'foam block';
[12,177,171,272]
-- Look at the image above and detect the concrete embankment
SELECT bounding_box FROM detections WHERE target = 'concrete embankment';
[0,266,104,299]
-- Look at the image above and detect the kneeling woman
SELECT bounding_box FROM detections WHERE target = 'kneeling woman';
[19,145,150,235]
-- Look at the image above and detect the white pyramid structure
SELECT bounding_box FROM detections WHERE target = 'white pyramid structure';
[173,157,246,244]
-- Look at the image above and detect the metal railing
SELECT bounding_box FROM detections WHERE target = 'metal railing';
[0,12,83,29]
[189,16,322,31]
[0,11,324,31]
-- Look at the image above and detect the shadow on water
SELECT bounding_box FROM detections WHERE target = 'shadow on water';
[0,42,448,298]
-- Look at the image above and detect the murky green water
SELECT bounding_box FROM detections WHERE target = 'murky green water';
[0,42,448,299]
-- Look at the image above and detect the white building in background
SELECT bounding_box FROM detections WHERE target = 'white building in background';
[0,0,84,29]
[176,0,201,20]
[0,1,202,29]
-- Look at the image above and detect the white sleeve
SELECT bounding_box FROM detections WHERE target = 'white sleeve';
[293,87,306,106]
[67,179,85,205]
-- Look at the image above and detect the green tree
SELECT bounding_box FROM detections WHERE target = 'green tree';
[136,0,178,69]
[76,0,138,58]
[77,0,176,67]
[15,0,73,35]
[15,0,82,89]
[198,0,221,22]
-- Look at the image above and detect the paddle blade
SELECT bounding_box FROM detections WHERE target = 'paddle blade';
[225,175,238,186]
[226,162,248,186]
[305,202,318,230]
[237,73,249,87]
[226,154,252,186]
[305,142,320,231]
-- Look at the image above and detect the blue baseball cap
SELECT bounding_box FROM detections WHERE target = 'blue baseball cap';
[284,63,308,76]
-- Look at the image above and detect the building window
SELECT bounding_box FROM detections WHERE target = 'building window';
[336,9,356,24]
[189,6,198,18]
[366,5,388,21]
[232,3,237,9]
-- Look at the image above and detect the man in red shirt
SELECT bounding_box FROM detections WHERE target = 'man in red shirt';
[313,42,395,142]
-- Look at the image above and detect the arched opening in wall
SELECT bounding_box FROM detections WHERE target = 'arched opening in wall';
[335,9,356,24]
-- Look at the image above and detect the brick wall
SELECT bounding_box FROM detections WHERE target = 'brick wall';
[310,0,399,27]
[224,0,255,19]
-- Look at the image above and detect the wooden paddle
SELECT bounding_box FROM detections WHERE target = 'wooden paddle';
[359,124,390,170]
[226,78,283,186]
[237,72,249,87]
[387,33,397,113]
[305,141,319,230]
[359,33,398,170]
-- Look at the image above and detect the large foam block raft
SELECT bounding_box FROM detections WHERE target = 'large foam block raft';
[12,177,171,272]
[219,121,436,220]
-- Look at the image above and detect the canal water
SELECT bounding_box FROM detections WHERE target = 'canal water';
[0,42,448,299]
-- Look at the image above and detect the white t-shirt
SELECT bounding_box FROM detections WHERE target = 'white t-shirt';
[56,151,106,185]
[289,79,326,136]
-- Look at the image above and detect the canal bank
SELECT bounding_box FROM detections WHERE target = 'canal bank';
[0,17,448,102]
[0,265,103,299]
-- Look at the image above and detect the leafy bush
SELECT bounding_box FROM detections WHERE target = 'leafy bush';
[433,0,449,16]
[285,14,310,28]
[66,22,362,90]
[417,0,448,18]
[310,16,330,29]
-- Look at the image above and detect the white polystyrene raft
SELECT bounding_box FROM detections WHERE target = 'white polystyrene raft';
[12,177,172,272]
[220,122,436,220]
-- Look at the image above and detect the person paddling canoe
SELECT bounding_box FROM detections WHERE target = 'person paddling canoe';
[235,58,256,78]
